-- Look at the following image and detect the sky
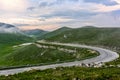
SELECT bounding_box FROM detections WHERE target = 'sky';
[0,0,120,31]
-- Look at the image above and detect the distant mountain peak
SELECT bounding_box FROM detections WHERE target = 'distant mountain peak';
[60,26,71,29]
[23,29,48,37]
[81,26,97,28]
[55,27,72,31]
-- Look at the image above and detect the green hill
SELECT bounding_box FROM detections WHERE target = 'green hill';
[0,44,98,67]
[0,33,33,59]
[0,22,33,45]
[0,22,33,58]
[39,26,120,65]
[40,27,120,47]
[0,33,32,45]
[23,29,48,38]
[38,27,72,39]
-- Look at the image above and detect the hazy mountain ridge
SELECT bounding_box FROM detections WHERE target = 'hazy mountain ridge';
[0,22,33,44]
[38,27,72,39]
[0,22,22,33]
[23,29,48,37]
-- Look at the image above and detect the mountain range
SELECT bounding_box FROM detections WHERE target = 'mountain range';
[0,22,33,44]
[23,29,48,37]
[0,22,49,44]
[0,22,22,33]
[39,26,120,47]
[0,22,120,68]
[0,22,120,48]
[0,22,47,36]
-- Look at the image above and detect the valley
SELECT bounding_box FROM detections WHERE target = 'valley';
[0,23,119,79]
[1,0,120,79]
[0,41,119,76]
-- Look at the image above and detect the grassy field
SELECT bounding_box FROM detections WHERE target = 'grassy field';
[0,33,34,66]
[0,33,32,44]
[0,44,98,68]
[0,67,120,80]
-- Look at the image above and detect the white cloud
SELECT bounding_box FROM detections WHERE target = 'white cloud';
[0,0,29,12]
[0,27,21,33]
[45,17,74,23]
[88,13,120,27]
[0,17,40,26]
[94,4,120,12]
[0,0,120,30]
[113,0,120,4]
[19,24,59,31]
[0,16,74,30]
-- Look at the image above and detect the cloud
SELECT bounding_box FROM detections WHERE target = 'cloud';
[94,4,120,12]
[0,17,41,27]
[19,24,59,31]
[39,2,49,7]
[27,7,36,11]
[84,0,118,6]
[87,13,120,27]
[40,9,97,20]
[110,9,120,20]
[111,9,120,15]
[0,0,120,30]
[14,23,31,27]
[113,0,120,4]
[38,0,79,8]
[0,0,29,12]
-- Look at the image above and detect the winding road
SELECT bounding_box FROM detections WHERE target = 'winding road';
[0,42,119,76]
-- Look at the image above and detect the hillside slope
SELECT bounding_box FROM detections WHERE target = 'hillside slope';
[0,22,34,45]
[0,23,33,59]
[0,33,33,58]
[23,29,48,37]
[38,27,72,39]
[41,27,120,47]
[0,33,32,44]
[0,44,98,67]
